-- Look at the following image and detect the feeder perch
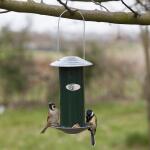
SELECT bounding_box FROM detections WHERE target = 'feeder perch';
[50,56,93,134]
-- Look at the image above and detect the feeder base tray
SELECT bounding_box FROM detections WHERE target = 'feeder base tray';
[51,126,89,134]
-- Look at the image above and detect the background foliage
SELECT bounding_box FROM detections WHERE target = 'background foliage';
[0,24,148,149]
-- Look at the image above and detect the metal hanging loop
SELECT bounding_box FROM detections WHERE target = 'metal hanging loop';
[57,9,86,59]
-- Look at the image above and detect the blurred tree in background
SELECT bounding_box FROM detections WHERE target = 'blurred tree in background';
[73,39,143,103]
[0,25,33,106]
[0,25,144,106]
[0,1,150,149]
[74,41,106,83]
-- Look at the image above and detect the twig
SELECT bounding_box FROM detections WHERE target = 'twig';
[57,0,77,15]
[121,2,138,12]
[65,0,68,5]
[91,0,110,12]
[136,0,149,11]
[121,0,139,17]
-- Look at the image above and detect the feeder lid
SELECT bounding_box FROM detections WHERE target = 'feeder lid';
[50,56,93,67]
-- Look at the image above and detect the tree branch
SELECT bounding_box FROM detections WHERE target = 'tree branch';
[136,0,150,11]
[120,0,139,17]
[70,0,120,2]
[0,0,150,25]
[91,0,110,12]
[57,0,77,14]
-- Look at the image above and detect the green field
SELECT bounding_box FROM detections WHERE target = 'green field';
[0,100,148,150]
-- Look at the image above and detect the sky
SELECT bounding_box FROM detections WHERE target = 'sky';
[0,0,142,35]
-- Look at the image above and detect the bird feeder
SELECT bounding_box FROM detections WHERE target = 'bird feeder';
[48,8,93,134]
[50,56,93,134]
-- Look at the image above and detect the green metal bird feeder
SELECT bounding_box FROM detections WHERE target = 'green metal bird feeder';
[50,56,92,133]
[49,10,93,134]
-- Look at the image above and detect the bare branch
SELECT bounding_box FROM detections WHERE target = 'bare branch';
[57,0,77,14]
[70,0,120,2]
[136,0,150,11]
[0,0,150,25]
[120,0,139,17]
[91,0,110,12]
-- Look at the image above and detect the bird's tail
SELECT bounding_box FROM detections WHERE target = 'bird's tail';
[40,126,48,134]
[90,130,95,146]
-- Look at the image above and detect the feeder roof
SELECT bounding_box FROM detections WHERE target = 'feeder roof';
[50,56,93,67]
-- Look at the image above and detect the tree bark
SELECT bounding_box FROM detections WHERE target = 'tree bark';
[0,0,150,25]
[141,26,150,146]
[70,0,120,2]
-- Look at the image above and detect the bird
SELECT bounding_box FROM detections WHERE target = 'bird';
[86,109,97,146]
[41,102,60,134]
[72,123,80,128]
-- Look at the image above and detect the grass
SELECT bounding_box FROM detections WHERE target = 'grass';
[0,100,149,150]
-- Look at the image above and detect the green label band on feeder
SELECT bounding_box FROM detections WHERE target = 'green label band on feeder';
[66,83,81,91]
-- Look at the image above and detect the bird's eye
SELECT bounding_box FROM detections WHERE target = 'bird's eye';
[52,105,56,109]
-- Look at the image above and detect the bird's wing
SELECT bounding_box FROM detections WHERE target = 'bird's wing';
[95,115,97,126]
[90,116,97,126]
[95,115,97,132]
[89,116,97,134]
[47,112,51,122]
